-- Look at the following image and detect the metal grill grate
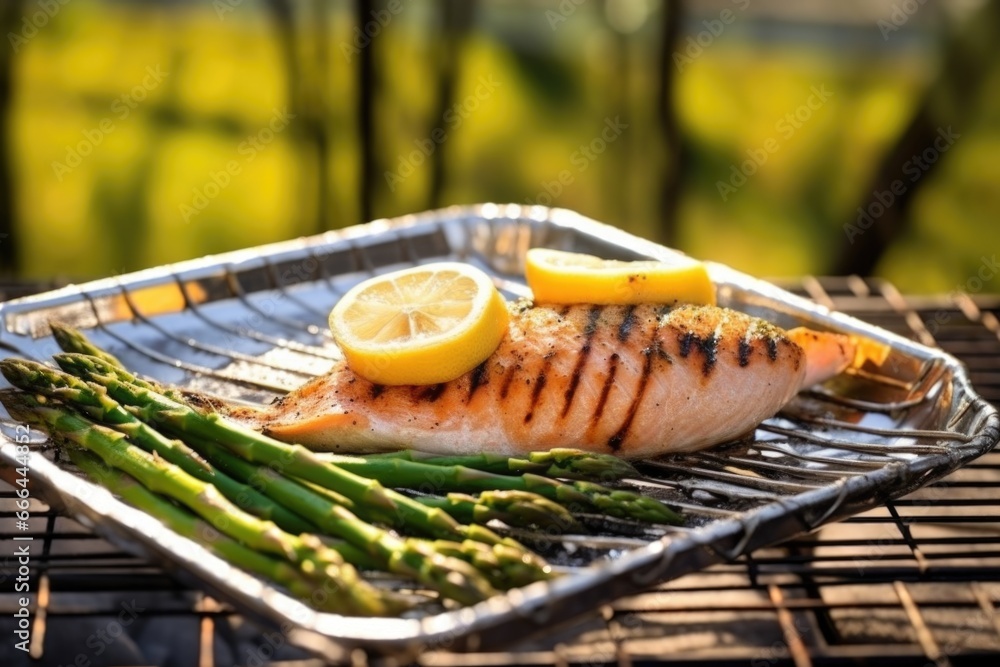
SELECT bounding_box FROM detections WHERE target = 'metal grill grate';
[1,273,999,666]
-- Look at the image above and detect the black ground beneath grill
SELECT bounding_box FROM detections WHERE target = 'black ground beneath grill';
[1,276,998,667]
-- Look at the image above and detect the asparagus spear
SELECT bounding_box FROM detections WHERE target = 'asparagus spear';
[67,448,394,613]
[413,491,582,533]
[50,323,126,369]
[188,434,525,594]
[0,359,316,536]
[367,449,639,483]
[55,353,542,552]
[1,392,393,616]
[314,454,682,525]
[295,476,570,585]
[50,324,219,410]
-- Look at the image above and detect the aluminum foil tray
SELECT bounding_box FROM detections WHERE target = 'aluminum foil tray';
[1,204,997,660]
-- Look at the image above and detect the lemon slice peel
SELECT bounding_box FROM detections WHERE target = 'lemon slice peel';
[525,248,716,306]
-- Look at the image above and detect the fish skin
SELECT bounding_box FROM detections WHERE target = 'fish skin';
[232,304,855,459]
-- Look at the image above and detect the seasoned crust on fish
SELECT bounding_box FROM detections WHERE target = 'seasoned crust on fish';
[232,304,854,459]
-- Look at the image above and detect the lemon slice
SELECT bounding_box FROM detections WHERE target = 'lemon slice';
[525,248,716,306]
[329,262,509,385]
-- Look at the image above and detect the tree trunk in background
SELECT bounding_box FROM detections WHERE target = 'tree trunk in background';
[428,0,474,210]
[266,0,336,234]
[833,1,1000,277]
[311,0,334,232]
[0,2,19,276]
[357,0,376,224]
[656,0,683,247]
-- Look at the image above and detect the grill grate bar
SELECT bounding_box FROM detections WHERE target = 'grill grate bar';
[769,584,813,667]
[885,501,928,573]
[791,415,974,444]
[894,581,951,667]
[751,441,889,470]
[798,388,928,413]
[174,276,341,358]
[878,281,938,347]
[756,424,913,457]
[29,572,48,659]
[78,291,297,394]
[116,285,321,379]
[222,266,334,336]
[262,258,335,321]
[972,582,1000,640]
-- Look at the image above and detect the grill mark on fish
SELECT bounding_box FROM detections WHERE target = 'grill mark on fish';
[700,333,719,376]
[652,320,672,364]
[420,383,446,402]
[524,352,555,423]
[592,353,619,426]
[738,338,752,367]
[655,339,672,363]
[584,305,603,337]
[369,384,385,400]
[561,306,602,418]
[679,331,696,357]
[766,337,779,361]
[617,305,638,342]
[607,321,660,451]
[499,364,518,399]
[467,361,489,402]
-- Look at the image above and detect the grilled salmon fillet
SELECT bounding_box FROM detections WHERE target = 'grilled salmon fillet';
[228,303,855,459]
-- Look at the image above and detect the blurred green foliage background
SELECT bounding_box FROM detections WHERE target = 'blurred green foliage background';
[0,0,997,293]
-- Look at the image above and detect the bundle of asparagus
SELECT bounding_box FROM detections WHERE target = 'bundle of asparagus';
[0,326,682,616]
